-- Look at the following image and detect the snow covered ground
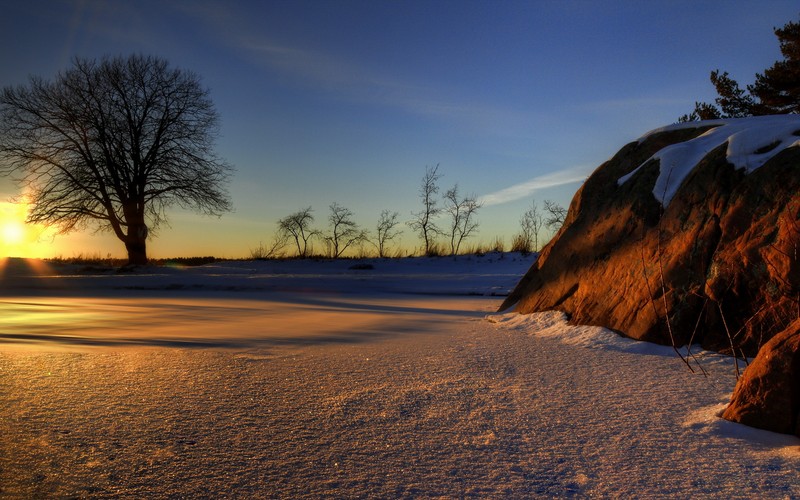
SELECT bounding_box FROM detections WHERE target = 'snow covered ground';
[1,253,798,498]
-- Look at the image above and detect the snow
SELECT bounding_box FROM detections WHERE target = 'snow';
[618,114,800,205]
[1,254,799,498]
[488,310,691,356]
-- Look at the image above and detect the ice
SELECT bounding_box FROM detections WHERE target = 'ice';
[1,254,798,497]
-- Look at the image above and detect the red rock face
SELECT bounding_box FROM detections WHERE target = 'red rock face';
[501,124,800,357]
[722,320,800,436]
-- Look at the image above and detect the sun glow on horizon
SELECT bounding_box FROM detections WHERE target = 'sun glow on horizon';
[0,201,53,258]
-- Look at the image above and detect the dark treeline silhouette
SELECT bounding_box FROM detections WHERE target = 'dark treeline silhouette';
[255,166,566,260]
[0,54,569,264]
[680,16,800,121]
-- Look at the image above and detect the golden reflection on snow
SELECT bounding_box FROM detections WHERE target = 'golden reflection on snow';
[0,295,492,350]
[0,257,53,277]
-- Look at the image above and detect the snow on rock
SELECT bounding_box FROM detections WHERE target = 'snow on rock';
[488,310,704,357]
[618,114,800,205]
[506,115,800,356]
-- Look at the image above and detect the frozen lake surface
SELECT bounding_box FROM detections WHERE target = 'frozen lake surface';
[1,254,798,498]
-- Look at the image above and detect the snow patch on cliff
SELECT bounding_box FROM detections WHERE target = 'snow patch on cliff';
[618,115,800,205]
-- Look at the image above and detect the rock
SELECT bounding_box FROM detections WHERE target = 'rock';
[501,116,800,357]
[722,319,800,436]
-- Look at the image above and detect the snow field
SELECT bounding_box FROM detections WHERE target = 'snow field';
[0,256,798,498]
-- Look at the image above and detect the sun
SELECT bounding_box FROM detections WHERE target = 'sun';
[0,201,61,258]
[2,220,24,245]
[0,201,35,256]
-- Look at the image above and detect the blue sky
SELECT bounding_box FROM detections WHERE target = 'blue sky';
[1,0,798,258]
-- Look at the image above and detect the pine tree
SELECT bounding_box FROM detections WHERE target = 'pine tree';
[710,70,759,117]
[681,17,800,120]
[678,101,722,123]
[749,19,800,114]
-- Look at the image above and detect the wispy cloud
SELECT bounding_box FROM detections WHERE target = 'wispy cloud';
[235,36,530,134]
[242,39,460,109]
[580,96,689,113]
[180,5,535,137]
[239,39,372,90]
[479,165,592,207]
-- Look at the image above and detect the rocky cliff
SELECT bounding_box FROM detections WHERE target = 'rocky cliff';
[501,115,800,358]
[722,318,800,437]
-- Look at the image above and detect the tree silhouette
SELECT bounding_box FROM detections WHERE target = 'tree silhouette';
[408,164,443,255]
[277,207,319,258]
[375,209,402,258]
[443,184,481,256]
[681,17,800,121]
[750,18,800,113]
[543,199,567,231]
[0,55,232,265]
[514,199,544,253]
[325,202,367,258]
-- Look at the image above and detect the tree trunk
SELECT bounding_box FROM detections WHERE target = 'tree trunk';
[125,238,148,266]
[124,221,149,266]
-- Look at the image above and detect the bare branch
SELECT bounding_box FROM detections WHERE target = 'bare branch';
[512,199,544,253]
[325,202,367,258]
[444,183,482,256]
[375,209,402,258]
[0,54,233,264]
[277,207,319,258]
[543,199,567,231]
[407,164,443,255]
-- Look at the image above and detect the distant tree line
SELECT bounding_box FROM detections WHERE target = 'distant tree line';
[252,164,568,259]
[406,164,483,256]
[680,16,800,121]
[0,53,573,264]
[250,203,400,260]
[509,198,565,255]
[6,15,800,265]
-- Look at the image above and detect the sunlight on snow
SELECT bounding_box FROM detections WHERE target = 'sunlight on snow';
[1,256,799,497]
[0,295,488,350]
[618,115,800,206]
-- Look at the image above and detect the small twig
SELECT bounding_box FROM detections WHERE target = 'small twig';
[717,302,740,379]
[684,291,709,377]
[657,234,687,363]
[656,166,693,371]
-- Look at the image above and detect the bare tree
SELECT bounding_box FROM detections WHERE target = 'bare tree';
[0,55,232,265]
[515,199,544,252]
[278,207,319,258]
[249,232,288,260]
[375,209,402,258]
[408,164,443,255]
[544,199,567,231]
[325,202,367,258]
[444,184,482,255]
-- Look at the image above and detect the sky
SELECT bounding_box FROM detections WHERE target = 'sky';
[0,0,798,259]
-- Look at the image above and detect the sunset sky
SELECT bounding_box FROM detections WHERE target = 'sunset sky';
[1,0,798,259]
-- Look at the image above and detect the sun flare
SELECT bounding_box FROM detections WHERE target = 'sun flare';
[2,220,24,245]
[0,201,49,258]
[0,200,112,259]
[0,202,29,256]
